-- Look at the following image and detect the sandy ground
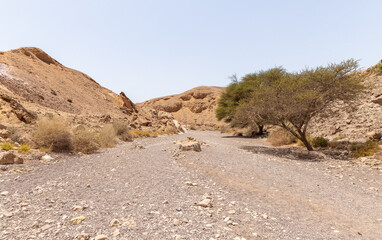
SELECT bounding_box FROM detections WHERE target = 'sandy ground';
[1,131,382,240]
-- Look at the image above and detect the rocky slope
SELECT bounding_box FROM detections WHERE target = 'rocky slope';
[309,64,382,141]
[140,86,225,127]
[0,47,178,131]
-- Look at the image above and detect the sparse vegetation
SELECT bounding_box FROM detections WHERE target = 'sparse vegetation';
[217,59,365,150]
[33,116,73,152]
[312,137,329,148]
[267,128,296,146]
[1,142,14,151]
[350,140,380,158]
[73,128,100,154]
[112,121,133,142]
[98,124,118,148]
[18,144,31,154]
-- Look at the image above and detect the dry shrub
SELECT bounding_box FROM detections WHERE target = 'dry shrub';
[98,124,118,148]
[34,117,73,152]
[164,126,178,135]
[267,128,297,146]
[220,125,231,134]
[350,140,380,158]
[73,128,100,154]
[112,121,133,142]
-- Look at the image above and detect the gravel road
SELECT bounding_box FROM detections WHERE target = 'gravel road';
[1,131,382,240]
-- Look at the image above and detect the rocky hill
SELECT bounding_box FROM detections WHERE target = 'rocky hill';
[309,63,382,141]
[0,47,177,130]
[139,86,225,127]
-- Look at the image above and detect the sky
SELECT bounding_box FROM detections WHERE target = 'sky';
[1,0,382,102]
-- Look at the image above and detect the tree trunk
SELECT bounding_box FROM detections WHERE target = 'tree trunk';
[257,125,264,135]
[299,133,313,151]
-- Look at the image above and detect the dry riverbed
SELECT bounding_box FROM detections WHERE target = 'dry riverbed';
[1,131,381,240]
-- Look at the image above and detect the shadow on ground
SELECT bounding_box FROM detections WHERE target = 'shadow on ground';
[241,145,348,162]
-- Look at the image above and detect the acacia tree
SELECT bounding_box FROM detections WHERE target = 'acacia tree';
[248,59,365,150]
[217,59,365,150]
[216,73,265,135]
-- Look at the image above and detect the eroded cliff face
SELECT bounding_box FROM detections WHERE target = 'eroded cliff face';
[140,86,225,127]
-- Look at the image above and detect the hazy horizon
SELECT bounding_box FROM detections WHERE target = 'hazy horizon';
[1,0,382,102]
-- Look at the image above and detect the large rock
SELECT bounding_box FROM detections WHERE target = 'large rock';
[120,92,137,114]
[0,130,10,138]
[0,152,16,165]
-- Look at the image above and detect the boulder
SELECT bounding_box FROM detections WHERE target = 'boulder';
[0,152,16,165]
[179,142,201,152]
[0,130,10,138]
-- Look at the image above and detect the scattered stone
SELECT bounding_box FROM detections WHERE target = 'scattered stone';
[173,218,182,226]
[0,152,16,165]
[95,235,108,240]
[185,181,198,186]
[72,205,87,211]
[0,129,10,138]
[262,214,268,219]
[41,154,54,161]
[70,215,86,224]
[76,233,90,240]
[40,224,51,231]
[197,198,212,208]
[1,191,9,196]
[179,141,201,152]
[14,156,24,164]
[110,218,121,227]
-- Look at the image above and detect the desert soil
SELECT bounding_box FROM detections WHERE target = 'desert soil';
[1,131,382,240]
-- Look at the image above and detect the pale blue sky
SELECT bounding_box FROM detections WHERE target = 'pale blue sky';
[1,0,381,102]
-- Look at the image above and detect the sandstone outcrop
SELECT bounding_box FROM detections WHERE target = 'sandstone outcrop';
[140,86,224,127]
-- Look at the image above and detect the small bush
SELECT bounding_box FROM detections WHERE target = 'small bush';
[142,131,150,137]
[33,117,73,152]
[112,121,132,141]
[98,124,118,148]
[150,131,159,137]
[164,126,178,135]
[350,140,380,158]
[267,128,297,146]
[312,137,329,148]
[130,130,143,138]
[73,128,100,154]
[18,144,31,154]
[1,142,14,151]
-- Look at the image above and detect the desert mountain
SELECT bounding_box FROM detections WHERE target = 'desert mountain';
[0,47,176,130]
[139,86,225,127]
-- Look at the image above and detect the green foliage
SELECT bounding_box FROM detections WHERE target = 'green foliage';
[217,59,365,151]
[312,137,329,148]
[18,144,31,154]
[1,142,14,151]
[350,140,380,158]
